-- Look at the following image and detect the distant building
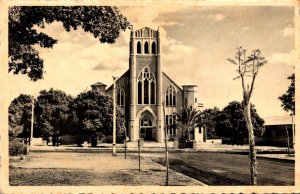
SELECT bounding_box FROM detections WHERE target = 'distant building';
[91,27,204,143]
[256,115,294,147]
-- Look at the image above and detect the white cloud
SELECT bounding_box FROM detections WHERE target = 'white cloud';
[280,26,294,36]
[242,26,250,31]
[215,14,225,21]
[163,39,196,62]
[269,49,297,66]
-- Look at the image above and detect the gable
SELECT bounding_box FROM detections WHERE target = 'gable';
[162,72,182,92]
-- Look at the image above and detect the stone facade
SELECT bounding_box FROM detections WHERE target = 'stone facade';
[100,27,202,143]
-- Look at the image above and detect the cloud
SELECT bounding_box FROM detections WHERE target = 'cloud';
[280,26,294,36]
[269,49,297,66]
[214,14,225,21]
[163,39,196,62]
[242,26,250,31]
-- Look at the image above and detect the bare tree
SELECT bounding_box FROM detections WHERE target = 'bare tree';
[228,47,267,185]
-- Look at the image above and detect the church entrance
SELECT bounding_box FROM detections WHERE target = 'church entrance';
[140,115,156,141]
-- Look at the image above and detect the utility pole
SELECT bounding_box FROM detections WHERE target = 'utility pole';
[163,102,169,186]
[124,120,127,159]
[112,76,117,156]
[29,95,34,152]
[291,114,295,150]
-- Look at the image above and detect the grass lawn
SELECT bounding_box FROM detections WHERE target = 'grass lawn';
[148,152,294,186]
[9,152,202,186]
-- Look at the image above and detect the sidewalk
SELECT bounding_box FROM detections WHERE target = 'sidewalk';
[30,144,295,161]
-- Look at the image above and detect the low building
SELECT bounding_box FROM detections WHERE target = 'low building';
[256,115,294,147]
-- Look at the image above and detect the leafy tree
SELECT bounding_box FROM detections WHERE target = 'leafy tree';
[35,88,73,140]
[279,73,295,115]
[228,47,267,185]
[9,6,129,81]
[215,101,265,144]
[198,107,220,139]
[9,94,33,140]
[71,90,124,146]
[176,106,200,141]
[278,73,295,149]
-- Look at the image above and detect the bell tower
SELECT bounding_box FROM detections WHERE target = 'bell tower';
[128,27,164,142]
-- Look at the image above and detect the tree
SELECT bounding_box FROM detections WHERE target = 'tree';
[279,73,295,114]
[9,94,33,140]
[9,6,129,81]
[176,106,200,141]
[198,107,220,139]
[278,73,295,148]
[35,88,73,141]
[228,47,267,185]
[71,90,124,146]
[215,101,265,145]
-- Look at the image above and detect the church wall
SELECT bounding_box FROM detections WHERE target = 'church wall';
[162,74,184,139]
[136,56,157,77]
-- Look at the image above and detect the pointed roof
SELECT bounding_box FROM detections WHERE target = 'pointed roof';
[135,26,157,32]
[91,82,107,87]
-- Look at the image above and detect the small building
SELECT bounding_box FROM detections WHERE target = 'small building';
[256,115,295,147]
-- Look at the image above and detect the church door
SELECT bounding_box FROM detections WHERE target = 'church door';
[140,116,155,141]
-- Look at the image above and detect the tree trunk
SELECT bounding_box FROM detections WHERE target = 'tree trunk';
[244,102,257,185]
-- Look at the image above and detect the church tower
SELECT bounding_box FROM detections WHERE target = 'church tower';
[128,27,164,142]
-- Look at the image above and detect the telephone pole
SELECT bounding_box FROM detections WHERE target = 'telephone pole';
[112,77,117,156]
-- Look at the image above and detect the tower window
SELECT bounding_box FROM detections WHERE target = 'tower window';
[165,85,176,106]
[137,67,156,105]
[144,41,149,54]
[137,41,141,54]
[152,42,156,54]
[138,81,142,104]
[150,81,155,104]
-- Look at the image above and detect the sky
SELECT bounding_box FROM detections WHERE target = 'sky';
[7,5,295,118]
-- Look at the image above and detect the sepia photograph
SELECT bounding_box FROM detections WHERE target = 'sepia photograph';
[1,1,299,193]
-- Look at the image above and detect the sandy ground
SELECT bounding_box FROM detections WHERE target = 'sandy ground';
[9,152,204,186]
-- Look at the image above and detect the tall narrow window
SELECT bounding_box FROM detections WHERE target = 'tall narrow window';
[165,85,176,106]
[150,81,155,104]
[137,41,141,54]
[144,41,149,54]
[144,79,149,104]
[117,87,125,106]
[138,81,142,104]
[152,42,156,54]
[137,67,156,105]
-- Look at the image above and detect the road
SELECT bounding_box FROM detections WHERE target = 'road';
[145,152,294,185]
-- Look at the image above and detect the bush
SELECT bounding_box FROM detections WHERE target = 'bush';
[178,139,193,148]
[9,138,27,156]
[104,135,124,143]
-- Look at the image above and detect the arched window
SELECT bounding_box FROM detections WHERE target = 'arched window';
[152,42,156,54]
[141,116,152,127]
[117,87,125,106]
[137,41,141,54]
[166,114,177,135]
[137,67,156,105]
[166,85,176,106]
[144,79,149,104]
[138,81,142,104]
[144,41,149,54]
[150,81,155,104]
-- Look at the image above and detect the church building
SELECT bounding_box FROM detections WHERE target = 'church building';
[91,27,203,143]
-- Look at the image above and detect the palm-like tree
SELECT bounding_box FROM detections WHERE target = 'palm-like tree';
[176,106,200,141]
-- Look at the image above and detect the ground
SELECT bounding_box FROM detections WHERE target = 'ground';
[145,152,295,185]
[9,150,294,186]
[9,152,203,186]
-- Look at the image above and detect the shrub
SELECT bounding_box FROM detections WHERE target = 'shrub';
[9,138,27,156]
